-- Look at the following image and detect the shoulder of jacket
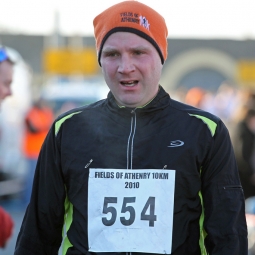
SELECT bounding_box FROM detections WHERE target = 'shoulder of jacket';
[170,99,220,137]
[54,99,106,136]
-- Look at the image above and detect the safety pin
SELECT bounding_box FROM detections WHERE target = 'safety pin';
[85,159,93,168]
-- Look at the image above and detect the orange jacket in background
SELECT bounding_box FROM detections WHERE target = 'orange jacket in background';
[23,105,54,158]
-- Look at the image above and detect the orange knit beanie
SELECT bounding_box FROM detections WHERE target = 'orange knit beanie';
[93,0,168,65]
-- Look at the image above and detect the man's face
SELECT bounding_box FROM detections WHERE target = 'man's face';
[100,32,163,108]
[0,61,13,107]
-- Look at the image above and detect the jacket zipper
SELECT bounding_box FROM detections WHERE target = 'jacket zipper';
[127,109,137,169]
[127,111,136,255]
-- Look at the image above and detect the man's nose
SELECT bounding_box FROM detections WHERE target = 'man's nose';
[7,88,12,97]
[5,86,12,98]
[117,55,135,73]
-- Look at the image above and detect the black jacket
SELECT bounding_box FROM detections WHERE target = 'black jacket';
[15,86,248,255]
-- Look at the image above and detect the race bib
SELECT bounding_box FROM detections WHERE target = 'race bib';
[88,169,175,254]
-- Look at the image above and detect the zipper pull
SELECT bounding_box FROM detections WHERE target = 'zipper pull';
[131,107,137,114]
[85,159,93,168]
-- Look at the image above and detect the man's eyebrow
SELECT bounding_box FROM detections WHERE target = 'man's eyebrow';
[133,45,148,49]
[102,47,118,53]
[130,46,151,52]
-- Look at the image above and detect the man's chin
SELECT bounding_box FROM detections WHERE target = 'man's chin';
[115,93,144,108]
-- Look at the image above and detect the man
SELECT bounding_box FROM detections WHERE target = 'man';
[22,97,54,206]
[15,1,248,254]
[0,47,14,248]
[234,108,255,199]
[0,47,13,108]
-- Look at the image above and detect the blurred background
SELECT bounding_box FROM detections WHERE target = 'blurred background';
[0,0,255,254]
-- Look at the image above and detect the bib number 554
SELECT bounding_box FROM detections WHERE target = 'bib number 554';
[102,197,156,227]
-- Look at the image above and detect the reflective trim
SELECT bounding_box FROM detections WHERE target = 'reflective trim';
[188,114,217,137]
[55,111,82,136]
[62,192,74,255]
[198,190,208,255]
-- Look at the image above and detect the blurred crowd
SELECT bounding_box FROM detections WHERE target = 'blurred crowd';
[172,82,255,200]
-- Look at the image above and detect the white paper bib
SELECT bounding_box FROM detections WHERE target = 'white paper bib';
[88,169,175,254]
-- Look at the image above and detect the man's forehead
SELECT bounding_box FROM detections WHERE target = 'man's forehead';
[0,62,13,83]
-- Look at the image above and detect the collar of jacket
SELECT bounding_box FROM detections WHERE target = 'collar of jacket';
[106,85,171,116]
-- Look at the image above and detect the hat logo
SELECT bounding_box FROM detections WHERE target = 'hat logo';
[139,16,150,30]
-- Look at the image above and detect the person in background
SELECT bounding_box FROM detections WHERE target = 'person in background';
[184,86,206,109]
[15,1,248,254]
[22,97,54,206]
[0,46,14,248]
[234,108,255,199]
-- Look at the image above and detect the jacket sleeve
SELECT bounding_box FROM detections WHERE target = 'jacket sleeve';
[14,122,65,255]
[201,120,248,255]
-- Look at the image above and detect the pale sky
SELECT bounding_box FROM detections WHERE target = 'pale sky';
[0,0,255,39]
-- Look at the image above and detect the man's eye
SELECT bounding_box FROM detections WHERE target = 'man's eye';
[105,52,118,57]
[134,51,143,55]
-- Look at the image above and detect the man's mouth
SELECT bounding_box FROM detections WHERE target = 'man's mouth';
[120,80,138,87]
